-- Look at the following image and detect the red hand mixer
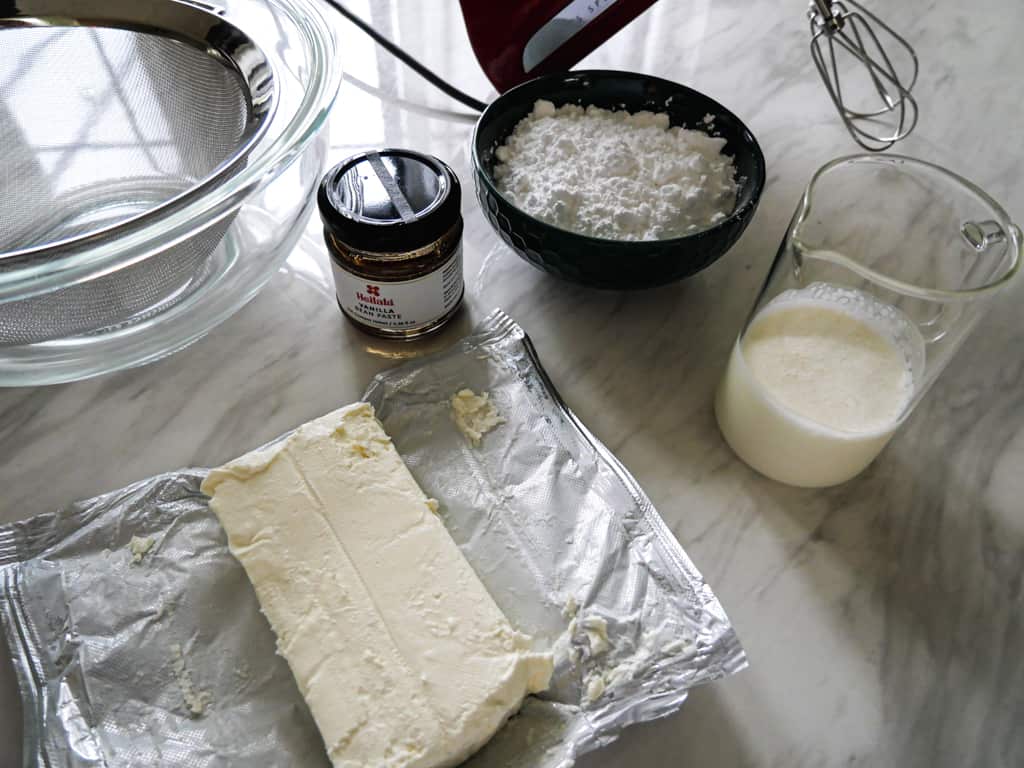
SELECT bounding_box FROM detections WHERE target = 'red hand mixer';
[458,0,658,93]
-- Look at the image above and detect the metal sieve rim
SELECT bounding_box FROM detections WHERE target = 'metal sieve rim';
[0,0,337,308]
[0,0,278,266]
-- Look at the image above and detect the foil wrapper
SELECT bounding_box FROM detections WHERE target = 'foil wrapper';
[0,309,745,768]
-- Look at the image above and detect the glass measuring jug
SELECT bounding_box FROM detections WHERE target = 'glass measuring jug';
[716,155,1021,487]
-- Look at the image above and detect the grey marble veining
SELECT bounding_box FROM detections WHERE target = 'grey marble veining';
[2,0,1023,766]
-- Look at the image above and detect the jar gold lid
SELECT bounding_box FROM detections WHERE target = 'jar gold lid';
[317,149,461,253]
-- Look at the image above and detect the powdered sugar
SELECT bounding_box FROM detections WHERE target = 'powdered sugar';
[493,100,738,241]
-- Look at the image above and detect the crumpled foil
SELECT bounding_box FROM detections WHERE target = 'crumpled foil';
[0,309,745,768]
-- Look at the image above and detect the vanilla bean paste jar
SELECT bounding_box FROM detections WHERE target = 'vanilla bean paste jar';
[317,149,464,339]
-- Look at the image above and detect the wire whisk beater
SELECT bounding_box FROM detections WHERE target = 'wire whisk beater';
[809,0,919,152]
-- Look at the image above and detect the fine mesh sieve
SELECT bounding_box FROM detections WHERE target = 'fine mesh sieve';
[0,0,276,345]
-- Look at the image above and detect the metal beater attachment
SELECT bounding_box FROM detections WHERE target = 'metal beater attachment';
[809,0,919,152]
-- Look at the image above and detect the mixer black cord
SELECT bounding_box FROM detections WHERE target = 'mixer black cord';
[323,0,488,113]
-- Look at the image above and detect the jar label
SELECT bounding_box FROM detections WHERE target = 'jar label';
[332,246,463,331]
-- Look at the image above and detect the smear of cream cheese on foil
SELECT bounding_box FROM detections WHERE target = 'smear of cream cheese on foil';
[451,390,505,447]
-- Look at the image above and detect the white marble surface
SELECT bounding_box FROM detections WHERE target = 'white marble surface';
[3,0,1024,765]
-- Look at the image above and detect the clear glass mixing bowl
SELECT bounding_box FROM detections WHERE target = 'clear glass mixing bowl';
[0,0,340,385]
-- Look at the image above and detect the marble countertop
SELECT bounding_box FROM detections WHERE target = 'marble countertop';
[3,0,1023,765]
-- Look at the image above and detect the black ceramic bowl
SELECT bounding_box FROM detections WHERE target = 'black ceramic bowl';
[472,70,766,289]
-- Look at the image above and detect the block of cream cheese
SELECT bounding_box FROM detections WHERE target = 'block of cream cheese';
[201,403,552,768]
